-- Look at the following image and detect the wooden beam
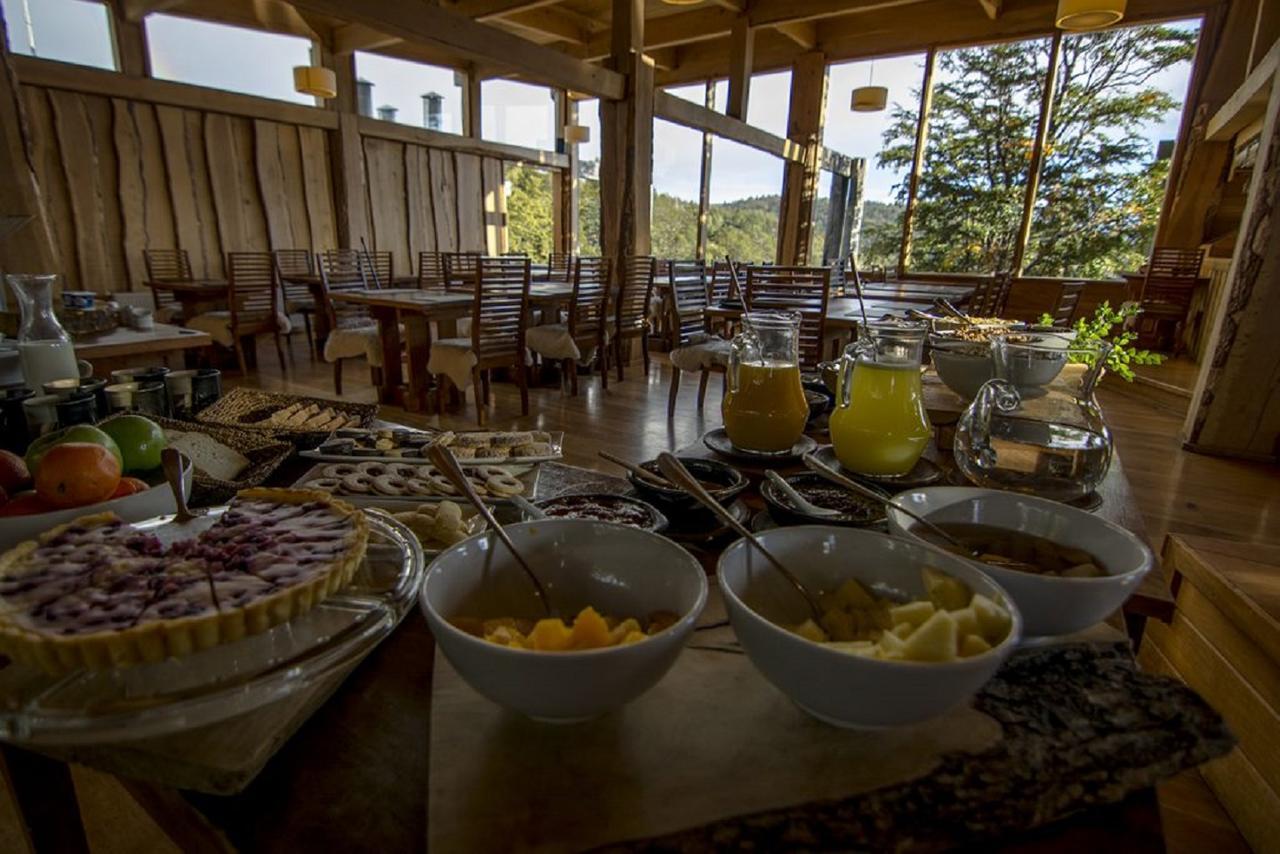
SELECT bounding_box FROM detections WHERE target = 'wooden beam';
[502,8,589,45]
[444,0,563,18]
[774,21,818,51]
[461,66,482,137]
[776,50,828,264]
[978,0,1003,20]
[1207,39,1279,141]
[1011,30,1061,276]
[288,0,625,100]
[357,115,567,167]
[333,23,403,55]
[576,8,737,61]
[599,0,652,271]
[553,91,578,254]
[695,80,715,261]
[105,0,151,78]
[726,17,754,120]
[708,0,746,10]
[748,0,927,28]
[653,89,804,163]
[898,48,936,276]
[121,0,183,23]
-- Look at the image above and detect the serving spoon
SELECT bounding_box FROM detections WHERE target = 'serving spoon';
[161,448,201,523]
[597,450,670,488]
[656,452,825,623]
[427,444,552,617]
[763,470,841,519]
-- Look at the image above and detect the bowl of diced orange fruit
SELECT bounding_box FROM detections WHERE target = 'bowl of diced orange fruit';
[420,518,708,722]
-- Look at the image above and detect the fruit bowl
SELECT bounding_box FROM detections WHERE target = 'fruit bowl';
[0,456,193,550]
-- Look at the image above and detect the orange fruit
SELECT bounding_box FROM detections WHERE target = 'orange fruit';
[0,491,54,516]
[110,477,151,499]
[35,443,122,509]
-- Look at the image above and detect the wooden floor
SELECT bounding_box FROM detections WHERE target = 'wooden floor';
[3,333,1275,852]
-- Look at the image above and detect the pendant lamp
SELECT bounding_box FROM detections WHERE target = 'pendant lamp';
[1055,0,1126,31]
[564,124,591,144]
[851,61,887,113]
[293,65,337,100]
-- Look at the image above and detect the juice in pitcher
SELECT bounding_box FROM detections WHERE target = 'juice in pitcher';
[829,321,932,476]
[721,311,808,454]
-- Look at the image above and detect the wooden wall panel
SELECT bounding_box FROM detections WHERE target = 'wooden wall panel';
[481,157,507,256]
[23,88,79,291]
[253,118,294,252]
[454,153,485,253]
[364,137,410,276]
[428,149,458,253]
[274,123,314,252]
[298,126,336,252]
[157,106,221,279]
[83,94,127,293]
[404,144,436,267]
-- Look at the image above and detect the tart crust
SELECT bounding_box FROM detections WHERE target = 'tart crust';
[0,488,369,673]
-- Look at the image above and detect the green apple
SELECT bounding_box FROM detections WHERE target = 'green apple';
[99,415,167,473]
[26,425,123,476]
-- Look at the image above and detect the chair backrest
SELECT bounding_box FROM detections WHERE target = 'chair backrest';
[568,256,611,343]
[226,252,279,329]
[666,261,710,346]
[444,252,480,289]
[654,258,672,280]
[318,249,370,326]
[616,255,656,335]
[144,249,193,283]
[417,251,446,290]
[548,252,574,281]
[273,249,315,304]
[709,261,740,303]
[743,265,832,368]
[1141,247,1204,310]
[361,250,393,288]
[1051,281,1085,327]
[471,256,531,364]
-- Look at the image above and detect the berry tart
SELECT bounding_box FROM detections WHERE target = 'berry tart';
[0,488,368,672]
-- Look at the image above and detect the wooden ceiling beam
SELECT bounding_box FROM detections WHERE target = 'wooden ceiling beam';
[978,0,1003,20]
[500,8,590,44]
[287,0,625,98]
[774,21,819,50]
[443,0,564,18]
[575,7,738,61]
[333,22,403,54]
[748,0,927,28]
[707,0,746,10]
[121,0,184,22]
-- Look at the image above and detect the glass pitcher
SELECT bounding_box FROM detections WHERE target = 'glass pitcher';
[955,337,1113,502]
[8,274,79,391]
[829,320,932,476]
[721,311,809,454]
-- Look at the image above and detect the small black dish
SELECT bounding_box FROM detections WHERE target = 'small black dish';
[760,472,889,527]
[703,428,818,465]
[534,493,669,533]
[662,497,752,545]
[809,444,944,491]
[627,456,749,512]
[804,389,831,424]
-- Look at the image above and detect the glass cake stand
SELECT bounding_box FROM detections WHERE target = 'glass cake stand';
[0,507,425,745]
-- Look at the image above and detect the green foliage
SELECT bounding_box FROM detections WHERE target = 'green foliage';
[1038,301,1164,381]
[505,163,553,260]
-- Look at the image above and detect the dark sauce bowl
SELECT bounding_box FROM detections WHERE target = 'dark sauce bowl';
[760,472,889,527]
[534,493,669,533]
[627,457,749,513]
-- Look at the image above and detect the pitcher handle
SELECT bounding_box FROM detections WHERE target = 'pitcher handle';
[965,378,1020,468]
[1078,341,1112,399]
[726,329,755,394]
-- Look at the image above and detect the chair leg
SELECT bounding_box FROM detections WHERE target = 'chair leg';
[303,314,315,361]
[234,338,249,376]
[471,366,486,425]
[641,332,650,377]
[436,375,449,415]
[480,369,491,406]
[517,362,530,416]
[274,334,287,372]
[333,359,343,395]
[600,344,609,391]
[559,359,572,394]
[615,337,625,382]
[667,368,681,418]
[697,369,710,410]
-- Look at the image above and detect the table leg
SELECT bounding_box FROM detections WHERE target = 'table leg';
[0,745,90,854]
[402,315,432,413]
[371,306,404,407]
[307,283,332,354]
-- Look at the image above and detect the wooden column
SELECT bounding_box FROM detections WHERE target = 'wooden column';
[1184,68,1280,461]
[106,0,150,78]
[726,17,754,121]
[322,44,368,250]
[843,158,866,264]
[822,171,848,266]
[599,0,652,269]
[899,48,936,276]
[552,91,579,255]
[776,51,828,265]
[462,66,481,138]
[1011,31,1062,276]
[695,80,715,262]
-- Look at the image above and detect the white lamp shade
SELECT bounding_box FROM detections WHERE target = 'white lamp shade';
[293,65,337,99]
[1055,0,1126,30]
[851,86,888,112]
[564,124,591,144]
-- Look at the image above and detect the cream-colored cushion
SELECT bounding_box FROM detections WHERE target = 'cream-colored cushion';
[426,337,478,391]
[526,323,604,363]
[113,290,182,324]
[187,311,292,347]
[670,335,731,373]
[323,322,383,368]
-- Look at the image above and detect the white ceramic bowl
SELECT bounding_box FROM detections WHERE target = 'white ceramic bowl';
[420,519,708,722]
[0,457,193,550]
[886,487,1153,637]
[717,526,1021,729]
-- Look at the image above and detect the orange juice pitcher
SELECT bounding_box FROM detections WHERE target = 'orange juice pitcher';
[829,320,932,476]
[721,311,808,454]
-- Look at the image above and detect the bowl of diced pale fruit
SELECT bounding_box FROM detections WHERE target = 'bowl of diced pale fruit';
[886,487,1153,637]
[718,526,1021,728]
[420,518,708,723]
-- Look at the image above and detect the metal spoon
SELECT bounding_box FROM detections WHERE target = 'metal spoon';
[509,493,546,520]
[597,450,670,488]
[161,448,200,524]
[763,470,840,519]
[427,444,552,617]
[656,452,824,623]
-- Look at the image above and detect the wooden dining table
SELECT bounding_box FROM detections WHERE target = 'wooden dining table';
[857,281,975,305]
[143,279,228,320]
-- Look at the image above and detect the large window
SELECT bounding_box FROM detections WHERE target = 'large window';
[354,52,462,133]
[663,80,727,112]
[706,138,783,264]
[147,14,313,104]
[1024,21,1199,278]
[505,164,554,260]
[482,79,555,151]
[574,98,601,255]
[746,70,791,137]
[1,0,114,70]
[826,54,927,269]
[651,119,703,259]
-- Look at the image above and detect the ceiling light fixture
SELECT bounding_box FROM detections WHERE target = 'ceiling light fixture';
[293,65,337,99]
[564,124,591,144]
[1055,0,1126,31]
[850,62,887,113]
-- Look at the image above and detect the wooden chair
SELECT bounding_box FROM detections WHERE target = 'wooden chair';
[187,252,286,375]
[608,255,656,382]
[1138,247,1205,353]
[417,251,446,291]
[743,265,832,368]
[970,271,1013,317]
[526,256,611,395]
[273,249,317,357]
[317,249,378,395]
[427,256,531,425]
[547,252,574,282]
[666,261,730,416]
[1050,281,1085,327]
[709,260,740,304]
[363,250,393,288]
[142,248,192,323]
[444,252,481,290]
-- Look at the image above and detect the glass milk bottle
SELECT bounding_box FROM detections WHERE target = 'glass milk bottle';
[8,274,80,390]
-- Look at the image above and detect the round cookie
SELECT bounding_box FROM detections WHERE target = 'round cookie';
[371,474,410,497]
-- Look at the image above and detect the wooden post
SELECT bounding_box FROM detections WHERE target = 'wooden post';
[106,0,150,78]
[1184,67,1280,461]
[726,16,753,121]
[1011,31,1062,276]
[599,0,652,272]
[552,91,579,255]
[899,48,936,277]
[842,158,866,263]
[822,171,848,266]
[462,66,482,138]
[695,80,715,262]
[776,50,827,265]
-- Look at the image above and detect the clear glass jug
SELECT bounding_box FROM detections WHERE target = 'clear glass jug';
[721,311,808,454]
[8,274,79,390]
[955,337,1113,502]
[829,320,932,476]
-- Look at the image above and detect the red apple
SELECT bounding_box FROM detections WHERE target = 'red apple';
[0,450,31,493]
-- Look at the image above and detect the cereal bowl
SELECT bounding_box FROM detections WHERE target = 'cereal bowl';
[717,526,1021,728]
[420,519,707,722]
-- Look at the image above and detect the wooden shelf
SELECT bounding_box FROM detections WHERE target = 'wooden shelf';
[1207,41,1279,143]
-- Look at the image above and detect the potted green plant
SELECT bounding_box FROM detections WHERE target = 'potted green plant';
[1038,302,1164,381]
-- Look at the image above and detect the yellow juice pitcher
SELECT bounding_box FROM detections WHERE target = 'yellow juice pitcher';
[829,320,932,476]
[721,311,809,454]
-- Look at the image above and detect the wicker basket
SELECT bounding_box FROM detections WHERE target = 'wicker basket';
[99,413,294,506]
[195,387,377,449]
